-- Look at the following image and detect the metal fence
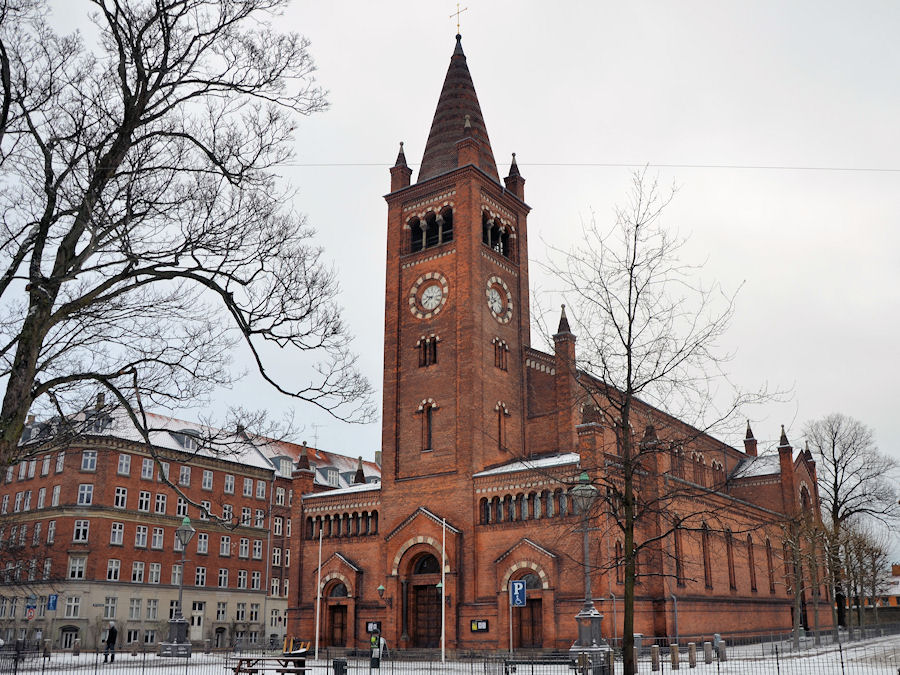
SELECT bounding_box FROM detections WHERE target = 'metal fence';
[0,634,897,675]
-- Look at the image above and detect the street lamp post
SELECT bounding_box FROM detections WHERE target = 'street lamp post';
[161,516,195,657]
[569,471,610,674]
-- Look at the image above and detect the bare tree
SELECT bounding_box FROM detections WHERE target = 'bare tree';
[545,169,769,674]
[0,0,374,467]
[803,414,898,625]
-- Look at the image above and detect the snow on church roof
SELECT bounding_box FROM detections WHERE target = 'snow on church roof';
[731,453,783,479]
[472,452,581,478]
[302,481,381,500]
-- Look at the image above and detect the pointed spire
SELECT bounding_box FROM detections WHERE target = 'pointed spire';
[353,456,366,484]
[743,420,757,457]
[779,425,790,448]
[641,424,659,447]
[418,34,499,183]
[507,152,520,178]
[390,141,413,191]
[504,151,526,200]
[394,141,408,168]
[453,33,464,56]
[556,304,571,334]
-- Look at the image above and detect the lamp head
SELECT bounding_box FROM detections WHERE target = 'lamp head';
[175,516,196,547]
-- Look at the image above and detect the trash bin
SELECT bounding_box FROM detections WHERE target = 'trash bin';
[333,658,347,675]
[633,633,643,655]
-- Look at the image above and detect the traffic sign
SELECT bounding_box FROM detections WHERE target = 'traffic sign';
[509,579,526,607]
[47,595,58,611]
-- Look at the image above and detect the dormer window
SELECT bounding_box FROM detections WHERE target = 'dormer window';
[280,458,293,476]
[325,468,339,487]
[408,207,453,253]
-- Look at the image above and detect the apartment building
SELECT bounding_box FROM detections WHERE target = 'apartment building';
[0,405,295,650]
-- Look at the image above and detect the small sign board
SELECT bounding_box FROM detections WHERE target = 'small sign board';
[470,619,489,632]
[366,621,382,634]
[509,579,527,607]
[47,595,58,611]
[25,607,35,620]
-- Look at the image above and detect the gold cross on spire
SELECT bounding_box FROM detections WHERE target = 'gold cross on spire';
[450,3,468,34]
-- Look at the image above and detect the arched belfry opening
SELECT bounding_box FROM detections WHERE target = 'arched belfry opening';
[409,207,454,253]
[482,211,513,260]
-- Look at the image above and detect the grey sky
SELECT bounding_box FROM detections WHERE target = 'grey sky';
[46,3,900,493]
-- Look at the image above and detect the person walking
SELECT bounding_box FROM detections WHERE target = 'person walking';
[103,622,117,663]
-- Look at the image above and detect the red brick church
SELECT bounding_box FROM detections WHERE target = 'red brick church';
[287,35,827,650]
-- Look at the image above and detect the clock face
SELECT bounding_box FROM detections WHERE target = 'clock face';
[421,283,443,310]
[487,288,503,314]
[409,273,449,319]
[486,276,513,324]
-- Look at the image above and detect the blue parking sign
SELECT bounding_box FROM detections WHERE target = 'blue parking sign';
[509,579,526,607]
[47,595,58,611]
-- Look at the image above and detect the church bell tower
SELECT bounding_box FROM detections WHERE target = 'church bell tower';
[381,35,532,504]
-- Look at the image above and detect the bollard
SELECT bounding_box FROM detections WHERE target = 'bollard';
[688,642,696,668]
[703,641,713,664]
[650,644,660,671]
[671,644,680,670]
[717,641,727,662]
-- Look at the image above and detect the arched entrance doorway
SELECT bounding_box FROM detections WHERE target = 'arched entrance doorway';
[326,582,349,647]
[513,573,543,648]
[408,553,441,648]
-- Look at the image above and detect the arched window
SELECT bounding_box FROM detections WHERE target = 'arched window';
[800,485,811,511]
[481,212,513,260]
[329,582,348,598]
[516,494,527,521]
[417,399,438,452]
[530,492,541,519]
[766,539,776,594]
[306,517,313,538]
[692,454,705,486]
[409,209,453,254]
[747,535,758,592]
[369,510,378,534]
[726,529,736,590]
[418,335,438,368]
[701,523,712,589]
[479,498,489,525]
[674,523,685,586]
[413,554,440,575]
[495,402,510,452]
[504,495,515,522]
[521,573,541,590]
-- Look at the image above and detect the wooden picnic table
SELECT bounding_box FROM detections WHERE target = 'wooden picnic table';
[228,654,310,675]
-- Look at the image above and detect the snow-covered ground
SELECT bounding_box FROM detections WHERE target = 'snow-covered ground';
[8,635,899,675]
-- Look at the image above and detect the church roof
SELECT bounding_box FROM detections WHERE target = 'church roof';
[473,452,581,477]
[417,34,500,184]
